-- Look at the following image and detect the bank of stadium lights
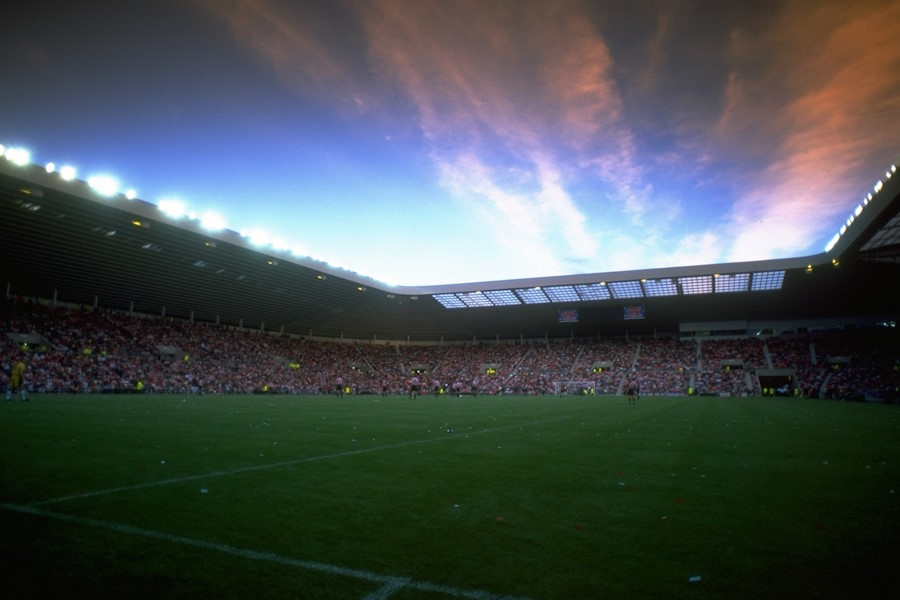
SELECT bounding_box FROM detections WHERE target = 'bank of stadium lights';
[158,199,187,219]
[87,175,120,196]
[199,211,226,231]
[825,161,897,253]
[240,227,272,247]
[3,146,31,166]
[2,142,397,285]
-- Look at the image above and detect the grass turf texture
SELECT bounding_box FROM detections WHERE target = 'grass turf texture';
[1,394,898,599]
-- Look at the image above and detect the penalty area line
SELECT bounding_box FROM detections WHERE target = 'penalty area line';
[1,502,532,600]
[32,415,570,507]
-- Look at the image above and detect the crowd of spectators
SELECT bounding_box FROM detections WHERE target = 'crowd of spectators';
[2,299,897,401]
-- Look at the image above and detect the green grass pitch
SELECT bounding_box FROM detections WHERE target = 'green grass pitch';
[2,393,898,599]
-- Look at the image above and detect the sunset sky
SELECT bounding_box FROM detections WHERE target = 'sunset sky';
[2,0,898,286]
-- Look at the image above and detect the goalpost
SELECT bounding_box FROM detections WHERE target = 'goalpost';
[551,381,594,396]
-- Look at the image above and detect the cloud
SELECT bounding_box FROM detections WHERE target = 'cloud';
[717,0,900,260]
[359,1,642,270]
[191,0,363,108]
[188,0,900,283]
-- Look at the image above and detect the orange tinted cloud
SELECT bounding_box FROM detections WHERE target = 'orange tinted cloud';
[192,0,361,108]
[716,0,900,260]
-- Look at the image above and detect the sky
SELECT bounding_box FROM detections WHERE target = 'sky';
[2,0,899,287]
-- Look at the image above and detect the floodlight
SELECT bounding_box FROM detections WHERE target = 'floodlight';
[88,175,119,196]
[854,204,863,216]
[59,165,77,181]
[45,162,56,173]
[874,180,883,193]
[825,233,840,252]
[125,189,137,200]
[159,199,186,218]
[245,228,271,246]
[199,211,226,231]
[5,147,30,166]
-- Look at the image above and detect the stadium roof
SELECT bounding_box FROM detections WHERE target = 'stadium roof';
[2,156,898,342]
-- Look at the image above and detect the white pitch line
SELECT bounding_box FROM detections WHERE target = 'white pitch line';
[361,578,410,600]
[1,503,533,600]
[33,416,570,507]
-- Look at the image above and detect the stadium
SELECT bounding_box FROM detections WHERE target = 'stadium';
[3,141,900,598]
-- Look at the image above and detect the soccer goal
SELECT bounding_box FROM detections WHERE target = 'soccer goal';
[551,381,593,396]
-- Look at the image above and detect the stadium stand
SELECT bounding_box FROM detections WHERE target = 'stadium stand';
[1,155,899,400]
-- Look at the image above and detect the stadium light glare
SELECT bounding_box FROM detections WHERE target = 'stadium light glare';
[159,199,186,219]
[59,165,77,181]
[88,175,119,196]
[825,233,840,252]
[200,211,226,231]
[45,162,56,173]
[246,228,271,247]
[125,189,137,200]
[854,204,863,217]
[5,147,31,166]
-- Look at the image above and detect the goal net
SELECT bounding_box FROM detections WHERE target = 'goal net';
[551,381,593,396]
